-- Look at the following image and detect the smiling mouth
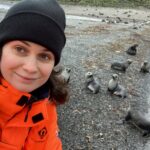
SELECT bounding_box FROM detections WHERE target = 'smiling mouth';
[15,72,38,80]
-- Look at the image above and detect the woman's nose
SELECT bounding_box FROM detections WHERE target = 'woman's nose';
[22,58,38,73]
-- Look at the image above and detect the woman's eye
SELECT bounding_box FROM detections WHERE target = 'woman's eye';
[15,46,26,54]
[38,54,51,62]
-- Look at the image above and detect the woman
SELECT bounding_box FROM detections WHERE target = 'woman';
[0,0,69,149]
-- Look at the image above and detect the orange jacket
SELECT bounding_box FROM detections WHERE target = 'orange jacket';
[0,78,62,150]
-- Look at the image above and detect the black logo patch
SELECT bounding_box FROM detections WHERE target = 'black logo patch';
[32,113,44,123]
[38,127,47,139]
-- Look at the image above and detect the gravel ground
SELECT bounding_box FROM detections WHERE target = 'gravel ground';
[1,1,150,150]
[59,4,150,150]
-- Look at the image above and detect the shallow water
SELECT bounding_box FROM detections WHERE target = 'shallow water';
[67,15,102,22]
[0,4,10,10]
[0,3,103,22]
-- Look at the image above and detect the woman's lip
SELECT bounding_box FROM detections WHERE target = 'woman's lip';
[15,72,38,80]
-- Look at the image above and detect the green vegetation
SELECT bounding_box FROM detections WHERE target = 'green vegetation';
[58,0,150,8]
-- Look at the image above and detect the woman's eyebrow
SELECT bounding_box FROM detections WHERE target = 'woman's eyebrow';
[43,49,50,52]
[20,41,31,46]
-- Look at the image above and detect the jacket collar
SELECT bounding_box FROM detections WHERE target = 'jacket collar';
[30,81,50,100]
[0,77,51,127]
[6,99,50,127]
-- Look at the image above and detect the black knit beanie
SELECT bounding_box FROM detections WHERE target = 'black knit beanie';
[0,0,66,65]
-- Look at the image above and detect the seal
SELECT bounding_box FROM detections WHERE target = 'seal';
[126,44,138,55]
[85,72,100,94]
[108,74,127,98]
[108,74,118,92]
[125,110,150,137]
[111,59,132,72]
[140,61,149,73]
[53,65,71,84]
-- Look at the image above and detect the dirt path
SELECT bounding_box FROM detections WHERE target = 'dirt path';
[58,4,150,150]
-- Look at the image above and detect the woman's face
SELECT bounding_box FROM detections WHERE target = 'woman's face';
[0,40,55,92]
